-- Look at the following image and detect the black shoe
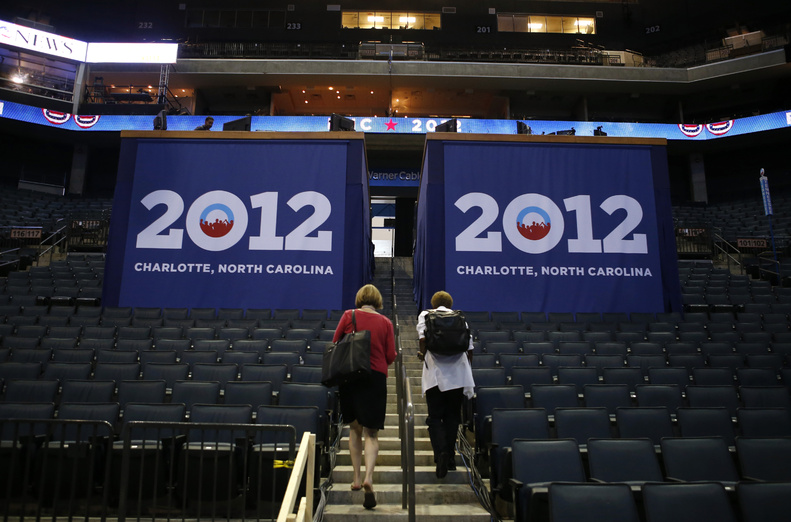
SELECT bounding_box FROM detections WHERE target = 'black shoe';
[436,452,450,479]
[447,458,457,471]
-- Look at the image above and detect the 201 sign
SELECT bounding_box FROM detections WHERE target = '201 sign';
[454,192,648,254]
[136,190,333,252]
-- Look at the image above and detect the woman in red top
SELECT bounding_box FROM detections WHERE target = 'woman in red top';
[333,284,396,510]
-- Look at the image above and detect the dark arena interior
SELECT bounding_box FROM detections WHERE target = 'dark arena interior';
[0,1,791,521]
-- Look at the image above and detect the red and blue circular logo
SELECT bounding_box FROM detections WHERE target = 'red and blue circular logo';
[503,194,565,254]
[199,203,235,238]
[516,206,552,240]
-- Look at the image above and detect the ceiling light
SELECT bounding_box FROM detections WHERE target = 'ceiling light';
[11,73,24,84]
[328,86,333,90]
[528,23,543,30]
[368,16,384,22]
[399,16,416,23]
[575,20,593,26]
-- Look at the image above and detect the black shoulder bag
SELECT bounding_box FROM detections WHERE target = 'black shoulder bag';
[321,310,372,387]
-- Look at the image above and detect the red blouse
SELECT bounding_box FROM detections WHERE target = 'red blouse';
[333,309,396,376]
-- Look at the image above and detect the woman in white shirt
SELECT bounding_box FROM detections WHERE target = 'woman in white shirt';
[416,290,476,478]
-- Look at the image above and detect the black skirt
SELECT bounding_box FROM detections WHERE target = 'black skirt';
[338,370,388,430]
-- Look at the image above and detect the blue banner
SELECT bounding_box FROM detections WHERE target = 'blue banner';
[104,135,370,311]
[415,137,681,314]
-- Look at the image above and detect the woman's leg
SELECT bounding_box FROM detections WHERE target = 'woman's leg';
[362,427,379,487]
[348,420,364,489]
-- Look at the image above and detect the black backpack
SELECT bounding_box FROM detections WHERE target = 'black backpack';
[424,309,471,356]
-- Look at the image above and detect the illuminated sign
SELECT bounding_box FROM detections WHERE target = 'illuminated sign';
[86,42,178,64]
[0,99,789,141]
[0,19,87,61]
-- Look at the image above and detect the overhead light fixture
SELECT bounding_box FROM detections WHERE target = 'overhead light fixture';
[575,20,593,26]
[11,73,24,84]
[528,23,543,30]
[399,16,416,23]
[368,16,384,22]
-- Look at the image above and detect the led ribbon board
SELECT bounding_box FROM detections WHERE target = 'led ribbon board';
[415,135,682,314]
[104,133,371,310]
[0,100,789,140]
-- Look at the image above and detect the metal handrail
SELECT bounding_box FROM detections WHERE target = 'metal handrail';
[403,374,416,522]
[712,231,745,275]
[393,287,416,521]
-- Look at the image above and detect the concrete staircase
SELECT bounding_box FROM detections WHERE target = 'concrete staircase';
[321,258,492,521]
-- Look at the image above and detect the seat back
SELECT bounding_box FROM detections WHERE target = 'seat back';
[736,407,791,437]
[660,436,740,483]
[122,403,186,440]
[554,407,612,445]
[188,404,252,443]
[615,407,675,445]
[224,381,274,408]
[642,482,737,522]
[587,438,663,484]
[737,481,791,522]
[255,404,320,446]
[676,407,736,445]
[511,438,585,485]
[548,483,640,522]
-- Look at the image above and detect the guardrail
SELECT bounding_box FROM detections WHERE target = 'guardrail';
[0,417,316,521]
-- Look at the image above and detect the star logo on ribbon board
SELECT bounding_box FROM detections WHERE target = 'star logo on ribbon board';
[385,118,398,131]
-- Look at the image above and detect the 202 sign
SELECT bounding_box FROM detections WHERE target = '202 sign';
[136,190,333,252]
[454,192,648,254]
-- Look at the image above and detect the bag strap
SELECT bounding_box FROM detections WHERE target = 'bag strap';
[351,309,357,333]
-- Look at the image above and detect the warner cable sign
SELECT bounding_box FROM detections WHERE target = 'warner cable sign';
[0,19,87,61]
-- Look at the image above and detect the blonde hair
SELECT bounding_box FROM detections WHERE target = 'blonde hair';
[430,290,453,309]
[356,284,383,309]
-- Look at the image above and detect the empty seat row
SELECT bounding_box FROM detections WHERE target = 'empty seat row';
[477,382,791,412]
[0,361,326,392]
[508,443,789,522]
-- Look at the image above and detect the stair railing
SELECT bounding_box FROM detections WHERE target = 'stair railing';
[393,294,416,521]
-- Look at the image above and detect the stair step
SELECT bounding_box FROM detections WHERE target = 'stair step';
[332,465,471,484]
[336,436,432,451]
[327,483,479,505]
[336,449,440,466]
[322,502,492,521]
